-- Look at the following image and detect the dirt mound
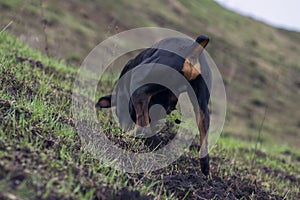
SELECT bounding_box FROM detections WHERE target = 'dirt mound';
[143,155,283,200]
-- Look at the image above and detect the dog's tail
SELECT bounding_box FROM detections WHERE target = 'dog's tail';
[95,94,113,108]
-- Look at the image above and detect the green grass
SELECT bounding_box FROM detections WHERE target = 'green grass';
[213,136,300,199]
[0,0,23,10]
[1,0,299,150]
[0,32,155,199]
[0,32,299,199]
[1,0,300,198]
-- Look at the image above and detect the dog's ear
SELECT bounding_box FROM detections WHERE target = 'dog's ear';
[95,95,112,108]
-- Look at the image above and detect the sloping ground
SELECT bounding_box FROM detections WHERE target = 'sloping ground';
[1,0,299,150]
[1,33,300,199]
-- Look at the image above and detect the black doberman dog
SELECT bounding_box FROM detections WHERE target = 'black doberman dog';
[96,35,211,175]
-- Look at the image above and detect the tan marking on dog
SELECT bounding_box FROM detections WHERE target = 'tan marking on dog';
[182,58,201,80]
[144,95,152,126]
[197,112,208,158]
[125,95,153,137]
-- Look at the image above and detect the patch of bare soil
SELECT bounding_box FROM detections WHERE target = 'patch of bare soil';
[84,116,290,199]
[143,155,284,200]
[15,56,75,81]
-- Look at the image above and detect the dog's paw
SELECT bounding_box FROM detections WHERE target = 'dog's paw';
[200,155,210,176]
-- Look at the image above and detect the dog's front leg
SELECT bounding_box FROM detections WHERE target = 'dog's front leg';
[133,95,151,128]
[125,89,152,137]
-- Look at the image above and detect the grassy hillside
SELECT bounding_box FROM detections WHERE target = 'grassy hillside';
[0,0,300,199]
[1,31,299,199]
[1,0,299,149]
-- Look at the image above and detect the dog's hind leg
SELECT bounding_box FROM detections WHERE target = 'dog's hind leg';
[197,106,210,176]
[189,76,210,176]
